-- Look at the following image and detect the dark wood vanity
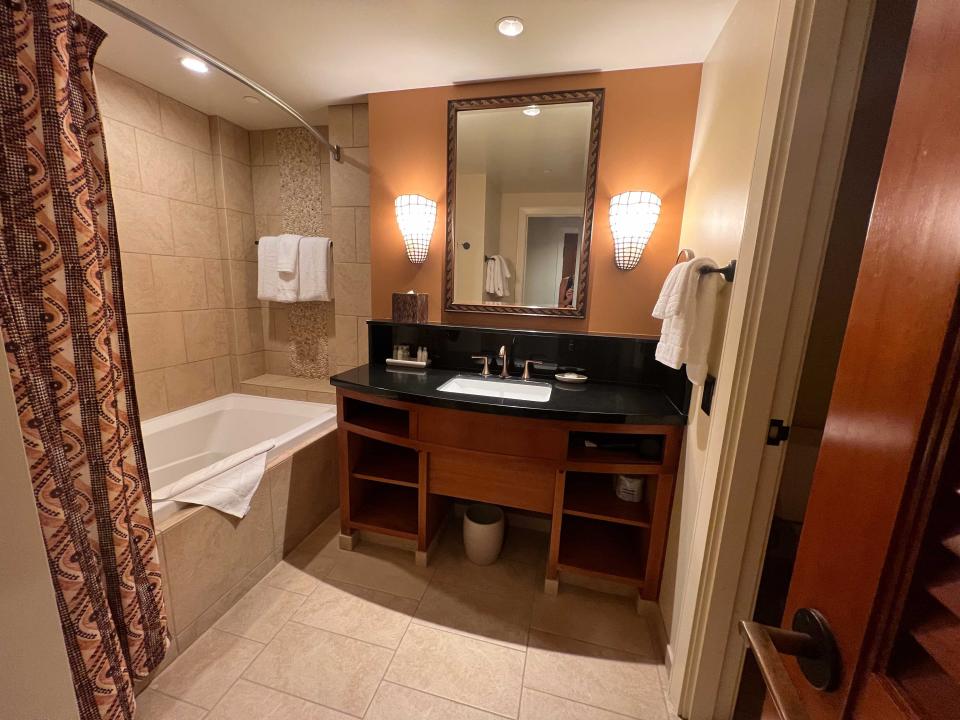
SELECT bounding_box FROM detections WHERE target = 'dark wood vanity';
[333,363,684,600]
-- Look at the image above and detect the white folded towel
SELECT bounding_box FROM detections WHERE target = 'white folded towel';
[257,235,299,303]
[653,257,722,385]
[297,236,333,302]
[276,233,302,274]
[151,440,276,518]
[484,255,511,297]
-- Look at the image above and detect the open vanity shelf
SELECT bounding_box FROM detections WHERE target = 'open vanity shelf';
[336,388,682,600]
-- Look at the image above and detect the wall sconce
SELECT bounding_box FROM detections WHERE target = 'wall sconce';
[395,194,437,264]
[609,191,662,270]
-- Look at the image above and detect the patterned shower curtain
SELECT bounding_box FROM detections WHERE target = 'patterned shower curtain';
[0,2,168,719]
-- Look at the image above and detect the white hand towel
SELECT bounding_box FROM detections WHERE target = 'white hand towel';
[297,236,333,302]
[152,440,276,518]
[653,258,721,385]
[257,236,280,301]
[484,255,511,298]
[275,233,302,273]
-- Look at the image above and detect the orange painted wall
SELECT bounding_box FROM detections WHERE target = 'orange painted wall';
[368,65,702,336]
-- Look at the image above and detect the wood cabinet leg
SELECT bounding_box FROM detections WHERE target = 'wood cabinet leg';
[544,577,559,596]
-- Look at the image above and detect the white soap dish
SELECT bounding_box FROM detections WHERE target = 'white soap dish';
[555,372,588,384]
[386,357,431,369]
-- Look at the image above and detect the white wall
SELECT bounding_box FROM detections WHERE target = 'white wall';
[0,373,80,718]
[454,173,487,303]
[658,0,783,677]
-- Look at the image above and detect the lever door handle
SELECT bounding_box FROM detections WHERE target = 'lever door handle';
[739,608,840,720]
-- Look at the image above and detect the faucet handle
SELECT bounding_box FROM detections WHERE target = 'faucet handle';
[521,359,541,381]
[471,355,492,377]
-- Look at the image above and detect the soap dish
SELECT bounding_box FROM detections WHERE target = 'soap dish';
[555,372,588,384]
[386,358,431,369]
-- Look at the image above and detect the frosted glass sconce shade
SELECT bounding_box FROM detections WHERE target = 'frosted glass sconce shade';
[609,191,662,270]
[395,194,437,264]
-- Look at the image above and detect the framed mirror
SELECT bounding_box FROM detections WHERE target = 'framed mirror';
[444,89,604,317]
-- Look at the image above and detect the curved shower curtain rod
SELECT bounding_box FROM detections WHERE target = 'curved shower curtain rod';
[84,0,343,162]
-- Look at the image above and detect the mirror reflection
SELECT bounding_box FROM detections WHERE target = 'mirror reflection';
[450,99,597,312]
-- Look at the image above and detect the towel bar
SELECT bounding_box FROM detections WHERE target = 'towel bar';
[700,259,736,282]
[254,240,332,247]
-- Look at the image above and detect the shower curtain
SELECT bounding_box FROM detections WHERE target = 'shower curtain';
[0,2,168,719]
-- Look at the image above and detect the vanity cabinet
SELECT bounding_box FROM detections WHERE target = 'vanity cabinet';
[336,388,682,600]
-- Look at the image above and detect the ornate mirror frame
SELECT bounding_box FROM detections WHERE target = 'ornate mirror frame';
[444,88,605,318]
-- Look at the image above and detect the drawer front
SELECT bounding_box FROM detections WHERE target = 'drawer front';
[417,406,566,460]
[428,450,556,513]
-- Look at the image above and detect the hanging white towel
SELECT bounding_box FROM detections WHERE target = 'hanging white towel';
[653,257,721,385]
[275,234,302,274]
[484,255,511,298]
[151,440,276,518]
[297,236,333,302]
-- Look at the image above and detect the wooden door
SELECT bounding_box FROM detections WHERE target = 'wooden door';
[755,0,960,717]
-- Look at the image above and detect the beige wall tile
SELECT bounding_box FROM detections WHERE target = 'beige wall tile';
[136,130,197,202]
[352,103,369,147]
[230,308,264,354]
[254,214,283,241]
[103,117,141,190]
[355,207,370,262]
[219,209,245,261]
[160,96,212,153]
[113,188,173,255]
[152,256,207,311]
[227,260,259,308]
[267,387,307,401]
[204,258,226,308]
[128,312,186,371]
[96,66,160,133]
[238,383,267,396]
[248,131,263,166]
[164,360,217,411]
[194,152,216,207]
[331,207,356,263]
[240,212,257,251]
[183,309,230,361]
[252,165,281,217]
[261,129,279,165]
[357,317,370,364]
[328,105,353,149]
[213,355,233,395]
[333,263,371,316]
[333,314,358,366]
[330,147,369,207]
[265,350,291,375]
[120,252,156,313]
[306,391,336,404]
[210,117,251,164]
[171,201,220,258]
[262,305,291,352]
[134,369,167,419]
[233,352,265,382]
[215,155,254,213]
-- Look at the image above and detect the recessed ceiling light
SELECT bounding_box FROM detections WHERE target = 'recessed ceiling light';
[497,16,524,37]
[522,105,541,117]
[179,56,209,74]
[243,95,261,104]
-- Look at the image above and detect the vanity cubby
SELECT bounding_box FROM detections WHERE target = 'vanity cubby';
[335,387,682,600]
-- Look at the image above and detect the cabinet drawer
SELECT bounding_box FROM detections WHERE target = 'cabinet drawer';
[417,406,566,460]
[428,450,556,513]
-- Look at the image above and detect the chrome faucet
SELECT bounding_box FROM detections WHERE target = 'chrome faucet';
[498,344,510,379]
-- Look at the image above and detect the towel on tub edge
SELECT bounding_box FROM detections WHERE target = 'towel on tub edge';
[151,440,276,518]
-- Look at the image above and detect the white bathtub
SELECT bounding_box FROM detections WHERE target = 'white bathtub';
[142,393,337,524]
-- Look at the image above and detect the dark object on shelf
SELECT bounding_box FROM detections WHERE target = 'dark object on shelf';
[701,374,716,415]
[392,292,429,323]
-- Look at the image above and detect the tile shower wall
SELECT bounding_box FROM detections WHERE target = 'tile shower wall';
[98,67,234,418]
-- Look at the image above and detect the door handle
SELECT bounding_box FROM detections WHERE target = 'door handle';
[739,608,841,720]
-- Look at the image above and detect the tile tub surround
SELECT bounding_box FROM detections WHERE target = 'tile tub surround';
[152,428,339,667]
[142,514,672,720]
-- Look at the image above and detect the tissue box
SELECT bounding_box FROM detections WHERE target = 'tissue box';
[392,292,428,323]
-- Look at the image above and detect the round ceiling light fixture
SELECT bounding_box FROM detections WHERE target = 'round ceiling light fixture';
[522,105,541,117]
[496,16,524,37]
[180,56,209,74]
[243,95,261,104]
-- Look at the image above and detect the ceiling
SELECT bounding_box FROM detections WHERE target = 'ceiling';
[457,103,593,194]
[78,0,737,130]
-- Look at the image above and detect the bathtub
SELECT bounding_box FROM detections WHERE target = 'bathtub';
[142,393,337,523]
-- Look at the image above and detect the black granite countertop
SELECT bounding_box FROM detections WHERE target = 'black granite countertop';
[330,364,686,425]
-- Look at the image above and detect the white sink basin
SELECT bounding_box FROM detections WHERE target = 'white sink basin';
[437,376,553,403]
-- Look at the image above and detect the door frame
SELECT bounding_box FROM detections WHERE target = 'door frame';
[670,1,879,717]
[514,206,582,303]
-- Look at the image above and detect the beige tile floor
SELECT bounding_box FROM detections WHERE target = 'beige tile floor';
[140,512,673,719]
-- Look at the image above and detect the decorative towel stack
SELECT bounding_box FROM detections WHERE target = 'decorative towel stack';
[257,235,333,302]
[652,257,723,386]
[484,255,511,298]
